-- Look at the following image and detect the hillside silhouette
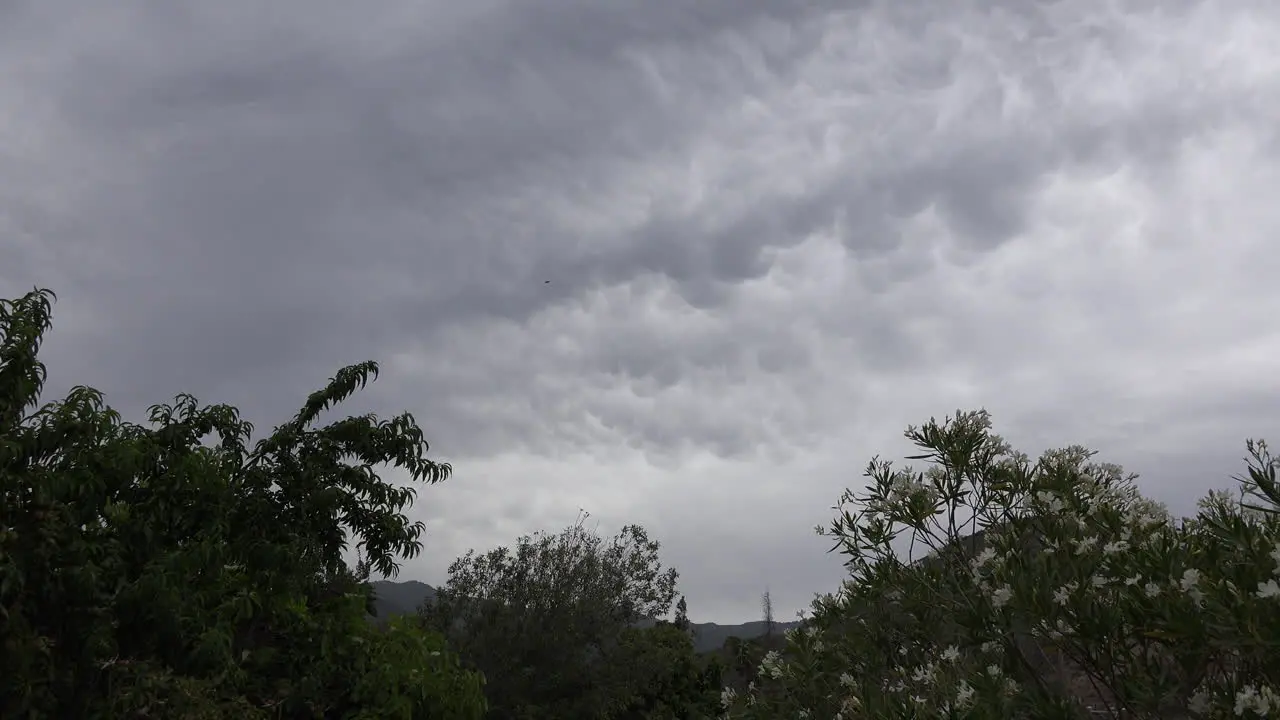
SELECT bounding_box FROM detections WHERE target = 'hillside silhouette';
[368,580,800,653]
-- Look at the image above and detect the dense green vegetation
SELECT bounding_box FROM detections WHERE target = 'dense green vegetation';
[366,580,799,655]
[15,284,1269,719]
[0,289,724,718]
[721,413,1280,718]
[416,514,723,719]
[0,289,488,718]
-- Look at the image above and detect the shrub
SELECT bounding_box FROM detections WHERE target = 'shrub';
[723,409,1280,719]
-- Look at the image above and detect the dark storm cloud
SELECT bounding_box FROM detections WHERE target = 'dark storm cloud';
[3,0,1279,621]
[2,1,843,424]
[1,0,1116,427]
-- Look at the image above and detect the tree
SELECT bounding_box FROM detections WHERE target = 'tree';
[0,288,486,718]
[760,588,775,638]
[602,622,724,720]
[674,595,691,633]
[420,510,683,719]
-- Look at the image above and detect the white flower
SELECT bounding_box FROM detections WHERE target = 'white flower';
[911,663,937,685]
[1257,579,1280,599]
[840,672,856,688]
[719,686,736,709]
[941,645,960,663]
[1035,491,1066,513]
[1178,569,1206,603]
[956,680,976,707]
[972,547,998,570]
[759,650,785,680]
[1053,584,1073,605]
[1102,539,1128,555]
[1178,568,1201,591]
[1234,684,1280,717]
[1188,690,1210,715]
[1072,536,1098,555]
[990,584,1013,609]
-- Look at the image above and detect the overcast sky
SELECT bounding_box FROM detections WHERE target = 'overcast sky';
[3,0,1279,624]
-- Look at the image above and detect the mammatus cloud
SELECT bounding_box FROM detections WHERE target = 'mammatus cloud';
[2,0,1278,622]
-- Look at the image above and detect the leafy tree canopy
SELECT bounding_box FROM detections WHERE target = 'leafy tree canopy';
[420,510,719,719]
[0,288,486,718]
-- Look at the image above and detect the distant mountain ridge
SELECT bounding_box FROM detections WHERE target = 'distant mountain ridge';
[368,580,438,618]
[367,580,799,653]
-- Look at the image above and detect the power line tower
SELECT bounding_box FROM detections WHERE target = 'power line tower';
[761,587,775,638]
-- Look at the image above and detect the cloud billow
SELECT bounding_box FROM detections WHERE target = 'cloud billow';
[2,0,1278,622]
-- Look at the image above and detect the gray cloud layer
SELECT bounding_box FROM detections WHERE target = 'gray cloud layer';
[3,0,1279,622]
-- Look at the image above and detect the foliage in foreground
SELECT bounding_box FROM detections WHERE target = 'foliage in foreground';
[0,289,486,718]
[420,512,723,719]
[27,277,1278,718]
[723,410,1280,719]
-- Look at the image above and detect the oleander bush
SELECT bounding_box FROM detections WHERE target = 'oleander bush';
[721,410,1280,719]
